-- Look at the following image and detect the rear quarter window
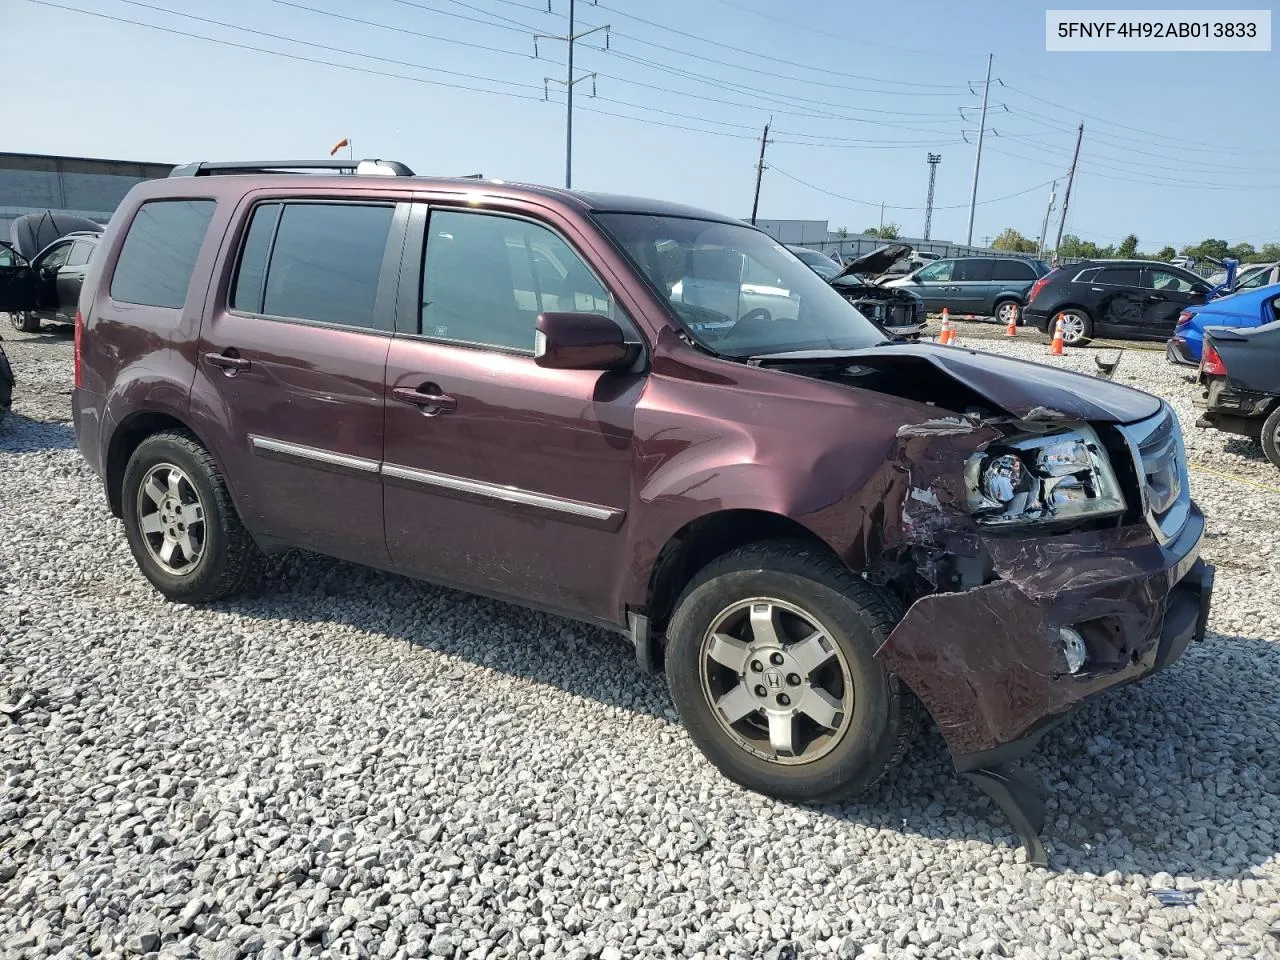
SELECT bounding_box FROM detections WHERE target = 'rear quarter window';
[990,259,1035,281]
[110,199,216,309]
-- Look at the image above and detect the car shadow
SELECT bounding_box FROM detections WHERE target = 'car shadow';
[3,325,75,344]
[223,551,1280,878]
[0,412,78,451]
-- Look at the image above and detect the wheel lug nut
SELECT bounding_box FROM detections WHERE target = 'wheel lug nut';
[750,660,763,672]
[786,673,801,686]
[776,693,791,707]
[770,652,784,666]
[754,685,767,697]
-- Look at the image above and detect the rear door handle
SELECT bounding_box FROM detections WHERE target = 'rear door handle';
[393,384,457,415]
[1145,294,1165,301]
[204,351,251,374]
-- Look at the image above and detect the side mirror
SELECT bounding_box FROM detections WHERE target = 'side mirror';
[534,312,637,370]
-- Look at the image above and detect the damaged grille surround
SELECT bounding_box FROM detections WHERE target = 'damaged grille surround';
[1115,403,1191,546]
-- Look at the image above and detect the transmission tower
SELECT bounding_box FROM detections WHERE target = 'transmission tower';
[923,153,941,240]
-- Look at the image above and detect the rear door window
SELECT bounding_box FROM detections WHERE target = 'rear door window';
[1097,267,1142,287]
[953,259,994,281]
[111,199,216,308]
[67,240,94,266]
[990,259,1035,280]
[231,202,395,330]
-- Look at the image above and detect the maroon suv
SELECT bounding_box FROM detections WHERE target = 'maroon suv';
[69,160,1213,863]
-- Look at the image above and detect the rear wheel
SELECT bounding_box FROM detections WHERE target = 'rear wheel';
[665,539,917,802]
[1261,405,1280,470]
[8,312,39,333]
[1054,308,1093,346]
[122,431,263,603]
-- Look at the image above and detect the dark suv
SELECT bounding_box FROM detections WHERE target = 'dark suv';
[1024,260,1213,346]
[0,228,102,332]
[71,160,1213,863]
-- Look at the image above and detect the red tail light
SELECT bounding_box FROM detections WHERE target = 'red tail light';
[1175,310,1193,330]
[1028,269,1057,304]
[1200,341,1227,377]
[74,309,83,389]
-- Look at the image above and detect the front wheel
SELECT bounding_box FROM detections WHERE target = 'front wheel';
[121,431,263,603]
[665,540,918,802]
[1053,309,1093,346]
[1261,405,1280,470]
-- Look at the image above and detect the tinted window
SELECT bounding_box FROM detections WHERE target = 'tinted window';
[990,259,1035,280]
[0,245,15,268]
[421,211,611,352]
[39,242,73,271]
[231,203,280,313]
[1145,269,1198,293]
[1097,267,1142,287]
[111,200,215,308]
[916,260,952,282]
[1074,267,1100,283]
[953,259,993,281]
[261,203,394,328]
[1237,265,1278,290]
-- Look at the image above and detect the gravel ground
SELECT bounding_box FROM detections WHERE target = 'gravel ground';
[3,321,1280,960]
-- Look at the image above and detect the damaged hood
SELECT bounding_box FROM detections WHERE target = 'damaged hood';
[752,342,1163,424]
[832,243,912,281]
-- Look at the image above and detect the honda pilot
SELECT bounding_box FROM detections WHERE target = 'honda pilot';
[71,160,1213,864]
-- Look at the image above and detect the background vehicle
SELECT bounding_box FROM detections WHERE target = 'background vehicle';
[881,255,1049,324]
[1023,260,1212,346]
[826,244,925,339]
[1196,320,1280,468]
[786,244,925,339]
[0,214,102,332]
[1168,281,1280,365]
[72,160,1212,864]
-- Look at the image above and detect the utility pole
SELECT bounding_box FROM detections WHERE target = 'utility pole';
[965,53,993,246]
[923,153,941,240]
[1036,180,1058,258]
[535,0,609,189]
[749,117,772,225]
[1053,124,1084,258]
[878,201,885,234]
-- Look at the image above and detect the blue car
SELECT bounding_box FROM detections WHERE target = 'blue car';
[1167,280,1280,365]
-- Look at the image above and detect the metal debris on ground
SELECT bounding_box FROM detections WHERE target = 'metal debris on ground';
[1151,888,1200,907]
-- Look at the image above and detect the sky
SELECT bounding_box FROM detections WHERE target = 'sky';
[3,0,1277,251]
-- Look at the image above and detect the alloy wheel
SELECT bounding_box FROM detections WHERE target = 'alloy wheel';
[997,302,1018,324]
[1057,311,1087,344]
[135,462,207,576]
[699,598,853,765]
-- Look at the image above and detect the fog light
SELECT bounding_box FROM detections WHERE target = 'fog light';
[1060,627,1087,674]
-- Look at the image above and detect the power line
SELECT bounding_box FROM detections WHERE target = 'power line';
[22,0,545,98]
[700,0,954,57]
[768,164,1056,211]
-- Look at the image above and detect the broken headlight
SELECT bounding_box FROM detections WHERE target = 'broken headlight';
[965,425,1125,527]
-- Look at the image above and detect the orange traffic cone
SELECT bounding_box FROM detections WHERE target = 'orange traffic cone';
[1048,317,1065,356]
[939,308,952,344]
[1004,304,1019,337]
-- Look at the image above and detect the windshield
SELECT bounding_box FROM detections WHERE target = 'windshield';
[594,213,885,357]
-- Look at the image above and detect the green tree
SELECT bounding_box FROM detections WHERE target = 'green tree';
[1228,242,1257,262]
[992,228,1038,253]
[834,227,849,239]
[1185,238,1230,261]
[1156,245,1176,262]
[863,223,901,240]
[1260,242,1280,261]
[1116,234,1139,258]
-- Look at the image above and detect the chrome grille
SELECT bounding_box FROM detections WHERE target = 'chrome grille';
[1119,404,1190,545]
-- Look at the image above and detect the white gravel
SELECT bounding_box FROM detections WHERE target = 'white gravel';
[3,321,1280,960]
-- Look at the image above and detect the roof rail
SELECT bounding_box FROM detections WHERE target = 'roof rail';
[168,159,415,178]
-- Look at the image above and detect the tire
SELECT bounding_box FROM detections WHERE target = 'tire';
[665,538,918,803]
[1262,405,1280,470]
[1053,308,1093,346]
[994,298,1021,326]
[121,430,263,603]
[8,311,39,333]
[0,345,12,423]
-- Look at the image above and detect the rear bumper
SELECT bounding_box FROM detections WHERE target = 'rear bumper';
[71,387,105,479]
[1022,307,1051,331]
[879,506,1212,762]
[1166,337,1198,366]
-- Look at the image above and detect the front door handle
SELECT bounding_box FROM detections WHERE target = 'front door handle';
[1145,294,1165,302]
[393,384,457,415]
[204,351,251,374]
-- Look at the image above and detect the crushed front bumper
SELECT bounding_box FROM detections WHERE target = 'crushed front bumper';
[878,505,1212,764]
